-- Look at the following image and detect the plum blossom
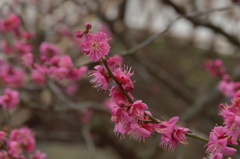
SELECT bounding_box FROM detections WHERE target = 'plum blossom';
[31,70,46,84]
[0,40,13,54]
[0,88,19,109]
[59,55,73,68]
[80,32,110,61]
[206,132,236,157]
[113,66,134,92]
[0,14,21,32]
[14,40,33,55]
[9,127,36,152]
[203,59,225,77]
[106,55,123,71]
[22,53,34,67]
[39,42,60,61]
[0,131,6,142]
[89,65,110,90]
[156,117,188,151]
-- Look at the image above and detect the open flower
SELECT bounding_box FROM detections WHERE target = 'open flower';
[80,32,110,61]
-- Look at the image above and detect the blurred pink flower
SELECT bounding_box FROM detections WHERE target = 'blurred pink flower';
[0,88,19,109]
[0,131,6,142]
[81,109,92,124]
[0,14,21,32]
[22,53,34,67]
[39,42,60,61]
[9,127,36,152]
[0,40,13,54]
[103,98,115,111]
[59,55,73,68]
[14,40,33,55]
[31,70,46,84]
[29,150,46,159]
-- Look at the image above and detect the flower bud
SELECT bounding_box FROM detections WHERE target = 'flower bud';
[85,22,92,31]
[75,30,84,38]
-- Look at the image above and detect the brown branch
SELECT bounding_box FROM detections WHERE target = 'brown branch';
[161,0,240,48]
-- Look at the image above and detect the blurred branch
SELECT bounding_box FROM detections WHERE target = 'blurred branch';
[82,125,96,159]
[47,81,97,157]
[179,89,222,122]
[120,2,240,56]
[161,0,240,48]
[131,54,194,104]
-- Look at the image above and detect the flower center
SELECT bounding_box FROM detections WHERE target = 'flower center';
[91,41,99,49]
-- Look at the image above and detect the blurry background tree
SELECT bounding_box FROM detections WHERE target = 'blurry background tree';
[1,0,240,158]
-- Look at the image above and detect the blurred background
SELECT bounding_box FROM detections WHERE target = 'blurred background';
[1,0,240,158]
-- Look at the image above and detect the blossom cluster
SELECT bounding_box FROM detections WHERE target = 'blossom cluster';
[0,127,46,159]
[76,22,189,151]
[203,90,240,158]
[0,12,88,96]
[203,59,240,98]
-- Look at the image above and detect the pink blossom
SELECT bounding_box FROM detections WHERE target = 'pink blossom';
[128,122,151,142]
[8,141,22,158]
[205,153,223,159]
[159,134,178,152]
[14,40,33,55]
[103,98,115,111]
[0,63,24,87]
[129,100,148,119]
[29,150,46,159]
[49,56,59,66]
[49,66,69,80]
[99,23,113,43]
[68,66,88,81]
[110,86,134,103]
[33,63,48,74]
[106,55,123,71]
[59,55,73,68]
[113,66,134,92]
[173,127,189,145]
[39,42,60,61]
[22,53,34,67]
[0,88,19,109]
[218,80,240,98]
[80,32,110,61]
[21,31,35,40]
[156,117,188,151]
[156,117,179,136]
[89,65,110,90]
[0,131,6,142]
[9,127,36,152]
[203,59,225,77]
[0,40,13,54]
[206,132,236,156]
[31,70,46,84]
[111,104,129,123]
[0,14,21,32]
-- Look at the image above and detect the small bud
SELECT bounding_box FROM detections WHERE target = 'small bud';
[85,22,92,31]
[75,30,84,38]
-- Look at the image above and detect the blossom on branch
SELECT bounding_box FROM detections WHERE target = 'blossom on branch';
[80,32,110,61]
